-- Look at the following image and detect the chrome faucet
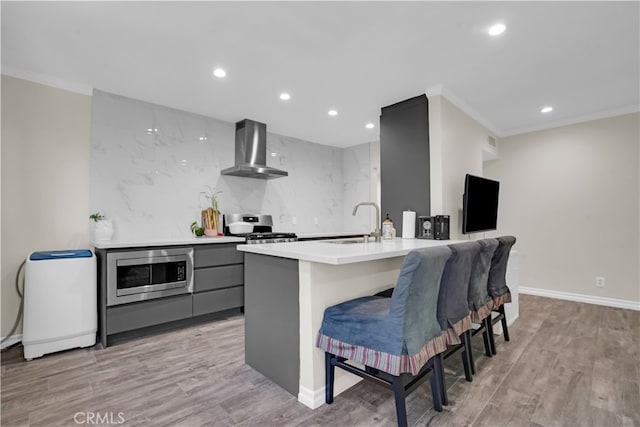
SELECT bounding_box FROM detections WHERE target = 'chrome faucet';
[353,202,381,242]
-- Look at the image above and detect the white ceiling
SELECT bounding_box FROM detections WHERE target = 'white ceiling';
[2,1,638,147]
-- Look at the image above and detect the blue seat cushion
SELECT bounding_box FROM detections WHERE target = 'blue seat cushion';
[318,296,402,356]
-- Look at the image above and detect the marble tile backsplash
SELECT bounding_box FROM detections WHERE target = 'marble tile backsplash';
[90,91,370,241]
[343,143,373,233]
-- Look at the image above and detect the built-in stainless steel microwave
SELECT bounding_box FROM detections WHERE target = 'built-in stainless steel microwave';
[106,247,193,306]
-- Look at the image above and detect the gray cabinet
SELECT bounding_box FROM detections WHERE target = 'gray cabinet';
[193,287,244,317]
[97,243,245,346]
[194,244,243,267]
[244,253,300,396]
[192,244,245,315]
[106,294,192,334]
[194,264,244,292]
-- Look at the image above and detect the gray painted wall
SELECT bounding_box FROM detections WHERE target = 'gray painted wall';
[380,95,430,236]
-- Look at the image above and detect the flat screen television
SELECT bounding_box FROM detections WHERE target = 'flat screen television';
[462,174,500,234]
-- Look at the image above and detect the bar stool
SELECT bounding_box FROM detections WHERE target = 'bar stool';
[316,246,452,427]
[467,238,499,372]
[486,235,517,354]
[437,241,481,396]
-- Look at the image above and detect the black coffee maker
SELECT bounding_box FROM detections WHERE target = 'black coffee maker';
[417,215,450,240]
[434,215,450,240]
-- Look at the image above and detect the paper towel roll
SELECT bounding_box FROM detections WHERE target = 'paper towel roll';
[402,210,416,239]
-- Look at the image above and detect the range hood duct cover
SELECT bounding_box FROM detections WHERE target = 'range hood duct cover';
[221,119,288,179]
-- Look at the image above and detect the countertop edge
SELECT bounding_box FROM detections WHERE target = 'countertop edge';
[92,236,245,249]
[237,239,462,265]
[295,231,368,239]
[237,246,413,265]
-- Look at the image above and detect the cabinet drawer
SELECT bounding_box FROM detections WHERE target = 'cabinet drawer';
[193,287,244,317]
[194,244,244,268]
[194,264,244,292]
[106,295,192,334]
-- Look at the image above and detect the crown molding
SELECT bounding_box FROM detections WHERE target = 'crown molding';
[426,84,640,139]
[425,84,501,137]
[425,84,444,98]
[1,66,93,96]
[500,104,640,137]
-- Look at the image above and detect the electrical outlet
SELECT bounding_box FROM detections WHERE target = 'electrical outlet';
[314,217,319,225]
[292,216,297,225]
[595,276,605,288]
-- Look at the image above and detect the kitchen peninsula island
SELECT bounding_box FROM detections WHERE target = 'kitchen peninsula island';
[237,238,465,409]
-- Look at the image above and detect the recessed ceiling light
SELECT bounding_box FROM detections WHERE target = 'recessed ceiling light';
[328,110,338,116]
[213,68,226,78]
[199,136,207,141]
[365,123,375,129]
[541,106,553,113]
[279,93,291,101]
[488,23,506,36]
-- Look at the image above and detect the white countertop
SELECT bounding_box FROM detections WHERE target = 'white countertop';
[92,231,365,249]
[92,235,245,249]
[237,238,464,265]
[295,231,367,239]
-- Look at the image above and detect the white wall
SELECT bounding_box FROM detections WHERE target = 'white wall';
[484,113,639,304]
[1,75,91,339]
[429,95,495,239]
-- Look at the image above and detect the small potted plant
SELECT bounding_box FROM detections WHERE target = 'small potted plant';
[191,221,205,237]
[90,212,114,241]
[201,191,222,237]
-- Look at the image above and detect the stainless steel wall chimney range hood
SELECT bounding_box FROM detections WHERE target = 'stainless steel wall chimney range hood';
[221,119,288,179]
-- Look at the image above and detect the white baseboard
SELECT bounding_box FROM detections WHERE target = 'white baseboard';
[298,371,363,409]
[1,334,22,350]
[298,385,325,409]
[519,287,640,311]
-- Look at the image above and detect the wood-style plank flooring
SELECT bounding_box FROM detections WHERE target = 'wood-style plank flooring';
[2,294,639,426]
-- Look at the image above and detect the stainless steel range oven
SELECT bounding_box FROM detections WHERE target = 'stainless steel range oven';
[223,213,298,243]
[106,247,194,306]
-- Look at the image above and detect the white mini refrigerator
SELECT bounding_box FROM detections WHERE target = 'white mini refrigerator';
[23,249,97,360]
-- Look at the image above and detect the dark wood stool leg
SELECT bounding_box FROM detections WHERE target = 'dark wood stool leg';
[487,316,497,355]
[482,318,492,357]
[468,329,477,375]
[391,376,408,427]
[433,354,447,407]
[429,370,442,413]
[500,305,510,342]
[325,352,335,404]
[461,332,473,382]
